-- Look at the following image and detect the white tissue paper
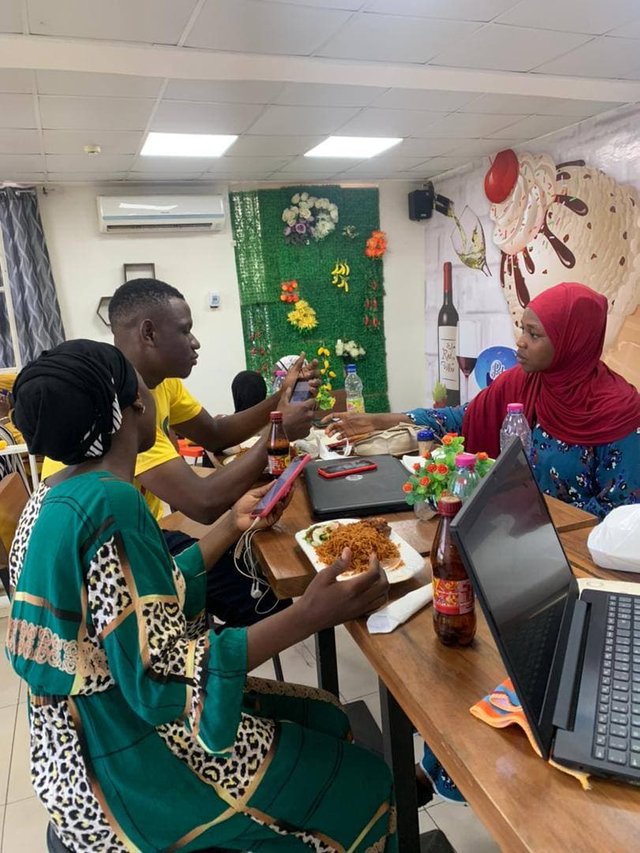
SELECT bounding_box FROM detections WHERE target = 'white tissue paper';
[587,505,640,573]
[367,584,433,634]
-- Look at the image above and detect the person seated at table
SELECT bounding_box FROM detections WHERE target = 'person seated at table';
[325,282,640,519]
[41,278,319,627]
[7,339,396,853]
[231,369,267,412]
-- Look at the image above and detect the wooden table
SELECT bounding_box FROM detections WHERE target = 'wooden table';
[251,488,640,853]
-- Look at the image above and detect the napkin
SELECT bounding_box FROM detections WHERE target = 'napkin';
[367,583,433,634]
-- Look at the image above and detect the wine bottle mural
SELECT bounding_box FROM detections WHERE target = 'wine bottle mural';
[437,262,460,406]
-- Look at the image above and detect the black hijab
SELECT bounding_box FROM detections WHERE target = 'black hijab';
[231,370,267,413]
[13,339,138,464]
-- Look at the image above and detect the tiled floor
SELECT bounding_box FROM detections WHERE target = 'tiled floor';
[0,617,499,853]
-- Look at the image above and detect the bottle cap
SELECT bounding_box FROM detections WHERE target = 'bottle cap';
[274,370,287,378]
[454,452,477,468]
[417,429,434,440]
[437,495,463,516]
[346,363,356,373]
[507,402,524,413]
[269,411,283,422]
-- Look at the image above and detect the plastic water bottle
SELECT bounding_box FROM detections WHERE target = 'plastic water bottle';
[344,364,365,413]
[271,370,287,395]
[499,402,532,457]
[449,452,479,502]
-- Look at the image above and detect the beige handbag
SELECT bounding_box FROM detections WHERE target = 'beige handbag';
[352,424,418,457]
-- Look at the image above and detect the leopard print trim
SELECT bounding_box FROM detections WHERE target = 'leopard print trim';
[246,676,343,709]
[156,711,276,801]
[246,809,344,853]
[8,482,49,590]
[29,701,126,851]
[86,537,133,638]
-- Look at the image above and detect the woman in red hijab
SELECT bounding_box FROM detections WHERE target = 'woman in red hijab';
[326,283,640,518]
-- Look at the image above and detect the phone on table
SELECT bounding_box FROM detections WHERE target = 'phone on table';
[290,380,311,404]
[251,453,312,518]
[317,458,378,479]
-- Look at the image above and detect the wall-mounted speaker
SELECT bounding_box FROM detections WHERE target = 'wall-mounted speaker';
[408,186,434,221]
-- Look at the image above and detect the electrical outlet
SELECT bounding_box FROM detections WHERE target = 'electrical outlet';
[208,291,220,309]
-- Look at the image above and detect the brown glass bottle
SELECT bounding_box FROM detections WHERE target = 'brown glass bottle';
[267,411,290,477]
[430,495,476,646]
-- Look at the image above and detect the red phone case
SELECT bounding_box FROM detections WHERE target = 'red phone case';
[251,454,311,517]
[317,460,378,479]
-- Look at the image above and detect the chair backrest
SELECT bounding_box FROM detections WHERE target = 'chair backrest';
[605,305,640,390]
[0,472,29,555]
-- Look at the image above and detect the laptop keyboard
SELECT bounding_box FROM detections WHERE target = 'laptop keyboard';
[593,594,640,768]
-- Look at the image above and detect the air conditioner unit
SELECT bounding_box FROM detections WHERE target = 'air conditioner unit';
[97,195,225,234]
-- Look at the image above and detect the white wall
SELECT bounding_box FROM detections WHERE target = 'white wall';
[39,181,427,415]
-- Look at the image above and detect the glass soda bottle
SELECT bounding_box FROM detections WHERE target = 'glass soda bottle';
[499,402,532,457]
[267,411,290,477]
[449,452,479,502]
[431,495,476,646]
[271,370,287,395]
[344,363,365,413]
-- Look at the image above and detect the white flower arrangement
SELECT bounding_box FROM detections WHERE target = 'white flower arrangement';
[335,338,366,359]
[282,192,339,244]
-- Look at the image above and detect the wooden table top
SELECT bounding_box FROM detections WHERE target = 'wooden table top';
[249,487,640,853]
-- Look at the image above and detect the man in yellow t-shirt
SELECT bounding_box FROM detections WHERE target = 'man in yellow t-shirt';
[44,279,318,625]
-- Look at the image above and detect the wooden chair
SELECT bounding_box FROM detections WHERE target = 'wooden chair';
[0,472,29,597]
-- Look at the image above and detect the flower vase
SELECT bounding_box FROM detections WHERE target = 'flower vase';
[413,500,437,523]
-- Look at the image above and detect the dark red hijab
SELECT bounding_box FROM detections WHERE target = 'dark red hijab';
[462,282,640,457]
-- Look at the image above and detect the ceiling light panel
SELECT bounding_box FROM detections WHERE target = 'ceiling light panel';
[305,136,403,158]
[141,132,238,157]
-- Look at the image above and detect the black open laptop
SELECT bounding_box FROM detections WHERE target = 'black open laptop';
[304,454,409,519]
[451,439,640,783]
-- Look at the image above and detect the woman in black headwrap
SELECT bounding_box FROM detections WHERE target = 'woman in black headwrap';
[231,369,267,413]
[6,340,394,853]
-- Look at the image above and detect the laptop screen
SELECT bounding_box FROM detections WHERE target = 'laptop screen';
[451,441,575,749]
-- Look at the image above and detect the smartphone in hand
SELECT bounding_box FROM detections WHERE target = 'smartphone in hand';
[251,453,312,518]
[317,458,378,479]
[290,380,311,404]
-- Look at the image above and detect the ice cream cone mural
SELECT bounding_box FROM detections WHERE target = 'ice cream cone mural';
[485,148,640,347]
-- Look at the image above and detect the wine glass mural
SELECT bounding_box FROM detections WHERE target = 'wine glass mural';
[449,205,491,276]
[457,319,480,405]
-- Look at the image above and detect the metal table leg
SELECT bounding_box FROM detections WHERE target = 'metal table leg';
[314,627,339,696]
[379,680,420,853]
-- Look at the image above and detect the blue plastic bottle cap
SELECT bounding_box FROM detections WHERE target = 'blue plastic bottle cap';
[417,429,434,440]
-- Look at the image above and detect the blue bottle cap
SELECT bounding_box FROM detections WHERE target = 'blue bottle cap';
[417,429,434,440]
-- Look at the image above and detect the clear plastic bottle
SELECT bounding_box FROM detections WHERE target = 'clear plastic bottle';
[271,370,287,395]
[344,364,365,413]
[449,452,479,502]
[499,402,532,457]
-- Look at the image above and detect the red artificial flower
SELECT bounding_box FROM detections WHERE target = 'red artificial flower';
[437,464,449,475]
[402,482,413,493]
[427,464,438,474]
[413,462,422,471]
[420,477,430,486]
[476,451,489,461]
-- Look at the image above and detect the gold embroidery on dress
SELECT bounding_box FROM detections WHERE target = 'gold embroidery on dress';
[6,618,78,675]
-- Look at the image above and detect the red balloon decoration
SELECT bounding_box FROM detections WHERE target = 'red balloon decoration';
[484,148,519,204]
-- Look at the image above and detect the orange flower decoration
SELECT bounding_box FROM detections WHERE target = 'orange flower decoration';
[413,462,422,471]
[420,476,430,486]
[365,230,387,258]
[402,482,413,493]
[476,451,489,461]
[442,435,453,446]
[437,464,449,475]
[427,464,438,474]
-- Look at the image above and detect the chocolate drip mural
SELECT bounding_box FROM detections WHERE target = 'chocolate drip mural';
[485,149,640,344]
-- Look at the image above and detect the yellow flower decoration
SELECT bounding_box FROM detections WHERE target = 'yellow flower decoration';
[287,299,318,331]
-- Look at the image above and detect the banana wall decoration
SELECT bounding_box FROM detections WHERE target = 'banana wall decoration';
[330,260,350,292]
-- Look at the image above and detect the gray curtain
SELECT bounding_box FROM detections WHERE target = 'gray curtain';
[0,188,65,364]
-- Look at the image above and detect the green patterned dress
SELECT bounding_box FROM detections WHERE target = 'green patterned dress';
[6,472,396,852]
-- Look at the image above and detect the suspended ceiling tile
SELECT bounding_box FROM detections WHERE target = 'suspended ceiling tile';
[151,101,265,134]
[277,156,357,174]
[275,83,384,108]
[463,93,621,117]
[417,112,526,138]
[228,135,326,156]
[186,0,350,55]
[0,71,33,94]
[5,174,47,183]
[264,0,364,9]
[42,129,143,155]
[398,137,476,157]
[317,14,480,63]
[245,105,360,136]
[126,172,207,181]
[46,172,129,182]
[363,0,519,20]
[27,0,199,45]
[39,96,155,130]
[36,71,162,99]
[163,80,285,104]
[533,36,640,78]
[205,157,292,175]
[0,95,38,128]
[371,88,478,112]
[496,0,640,35]
[430,23,591,72]
[0,130,41,154]
[489,114,578,140]
[341,155,432,176]
[0,154,45,173]
[336,108,446,137]
[45,154,136,173]
[131,156,233,173]
[608,18,640,38]
[448,138,519,157]
[0,0,21,33]
[421,156,475,176]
